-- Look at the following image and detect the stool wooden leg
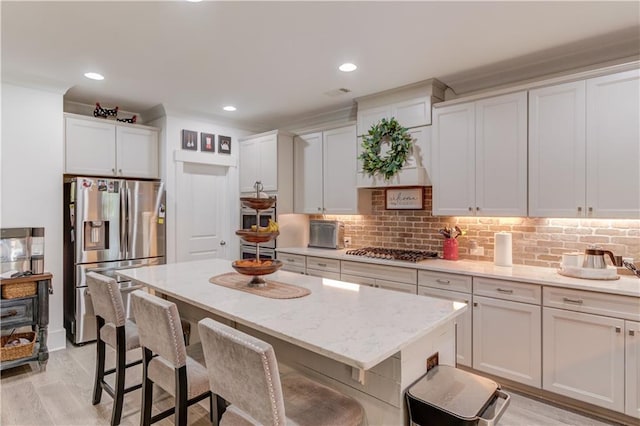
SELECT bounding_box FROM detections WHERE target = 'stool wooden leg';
[175,366,188,426]
[92,317,105,405]
[111,326,126,426]
[140,348,153,426]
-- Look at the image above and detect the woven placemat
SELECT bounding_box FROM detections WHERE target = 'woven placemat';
[209,273,311,299]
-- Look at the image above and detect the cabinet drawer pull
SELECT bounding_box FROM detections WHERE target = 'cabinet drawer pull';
[436,279,450,284]
[1,309,18,319]
[615,326,621,334]
[630,329,636,337]
[317,263,327,267]
[496,288,513,294]
[562,297,583,305]
[473,302,478,307]
[286,258,295,262]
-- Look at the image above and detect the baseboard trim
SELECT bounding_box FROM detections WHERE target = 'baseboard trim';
[47,328,67,352]
[458,365,638,426]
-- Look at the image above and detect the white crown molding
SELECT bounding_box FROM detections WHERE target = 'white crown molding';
[435,59,640,108]
[278,103,357,134]
[442,27,640,97]
[2,71,70,95]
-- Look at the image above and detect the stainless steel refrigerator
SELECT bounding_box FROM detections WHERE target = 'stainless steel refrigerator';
[63,176,165,344]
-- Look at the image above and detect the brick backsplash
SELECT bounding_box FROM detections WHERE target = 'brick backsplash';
[312,188,640,268]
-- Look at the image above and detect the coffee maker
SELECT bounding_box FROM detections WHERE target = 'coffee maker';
[0,227,45,277]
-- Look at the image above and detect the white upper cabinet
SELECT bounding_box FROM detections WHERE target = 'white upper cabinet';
[65,114,159,178]
[432,102,476,216]
[238,130,294,212]
[432,91,527,216]
[116,126,159,179]
[529,81,586,217]
[293,132,323,214]
[294,125,368,215]
[475,92,528,216]
[586,69,640,218]
[529,69,640,218]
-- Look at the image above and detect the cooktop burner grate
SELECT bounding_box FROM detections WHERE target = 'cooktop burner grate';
[345,247,439,262]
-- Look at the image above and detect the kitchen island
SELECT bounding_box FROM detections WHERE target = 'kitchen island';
[118,258,465,425]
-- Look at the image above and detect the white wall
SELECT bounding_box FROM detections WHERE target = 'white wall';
[1,82,66,350]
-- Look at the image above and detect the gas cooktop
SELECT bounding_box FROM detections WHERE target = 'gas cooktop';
[345,247,439,262]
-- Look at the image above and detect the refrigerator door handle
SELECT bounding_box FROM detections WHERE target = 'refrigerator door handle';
[120,183,128,259]
[126,183,133,258]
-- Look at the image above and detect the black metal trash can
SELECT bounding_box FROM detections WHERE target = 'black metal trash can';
[406,365,510,426]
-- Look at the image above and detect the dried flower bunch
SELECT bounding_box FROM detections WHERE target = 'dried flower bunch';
[439,226,466,239]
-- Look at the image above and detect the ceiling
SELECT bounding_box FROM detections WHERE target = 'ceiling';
[2,1,639,129]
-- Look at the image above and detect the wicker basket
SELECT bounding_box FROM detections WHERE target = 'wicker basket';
[1,281,37,299]
[1,332,36,362]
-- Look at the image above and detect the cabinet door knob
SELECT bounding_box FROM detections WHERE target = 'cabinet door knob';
[473,302,478,307]
[112,168,116,174]
[630,329,636,336]
[476,207,480,211]
[219,240,226,246]
[577,206,582,212]
[118,169,122,175]
[468,207,473,212]
[615,326,621,334]
[317,207,322,211]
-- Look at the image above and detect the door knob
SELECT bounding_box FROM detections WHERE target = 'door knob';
[220,240,226,246]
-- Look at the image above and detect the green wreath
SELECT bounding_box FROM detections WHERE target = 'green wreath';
[359,117,413,180]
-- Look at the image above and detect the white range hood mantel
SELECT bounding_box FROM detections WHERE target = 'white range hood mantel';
[357,166,431,188]
[355,79,442,188]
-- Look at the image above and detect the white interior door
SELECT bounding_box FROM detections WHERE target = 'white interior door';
[176,162,230,262]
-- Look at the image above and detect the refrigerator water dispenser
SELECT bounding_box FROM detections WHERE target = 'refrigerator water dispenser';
[83,221,109,251]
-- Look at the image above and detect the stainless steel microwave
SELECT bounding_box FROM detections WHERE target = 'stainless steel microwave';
[308,220,344,249]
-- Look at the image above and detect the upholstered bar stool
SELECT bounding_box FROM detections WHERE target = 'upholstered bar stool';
[86,272,143,426]
[198,318,364,426]
[130,290,212,426]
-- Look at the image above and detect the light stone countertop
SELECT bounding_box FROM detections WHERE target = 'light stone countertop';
[117,258,465,370]
[277,247,640,298]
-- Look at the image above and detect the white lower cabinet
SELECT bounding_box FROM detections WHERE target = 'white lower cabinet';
[543,307,625,413]
[341,273,415,294]
[626,320,640,419]
[418,270,472,367]
[472,295,541,387]
[419,286,472,367]
[340,261,417,294]
[305,256,340,280]
[279,253,306,274]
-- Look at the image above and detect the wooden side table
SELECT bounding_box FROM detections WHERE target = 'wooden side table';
[0,273,52,371]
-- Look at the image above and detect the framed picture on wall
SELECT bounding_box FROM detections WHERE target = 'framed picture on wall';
[201,132,215,152]
[385,187,424,210]
[218,135,231,154]
[181,129,197,150]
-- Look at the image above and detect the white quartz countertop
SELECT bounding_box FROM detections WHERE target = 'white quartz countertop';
[117,259,465,370]
[277,247,640,298]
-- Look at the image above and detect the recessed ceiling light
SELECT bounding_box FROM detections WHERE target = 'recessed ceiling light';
[223,106,237,112]
[84,72,104,81]
[338,63,357,72]
[186,0,202,2]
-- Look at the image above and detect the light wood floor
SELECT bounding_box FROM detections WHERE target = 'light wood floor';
[0,342,625,426]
